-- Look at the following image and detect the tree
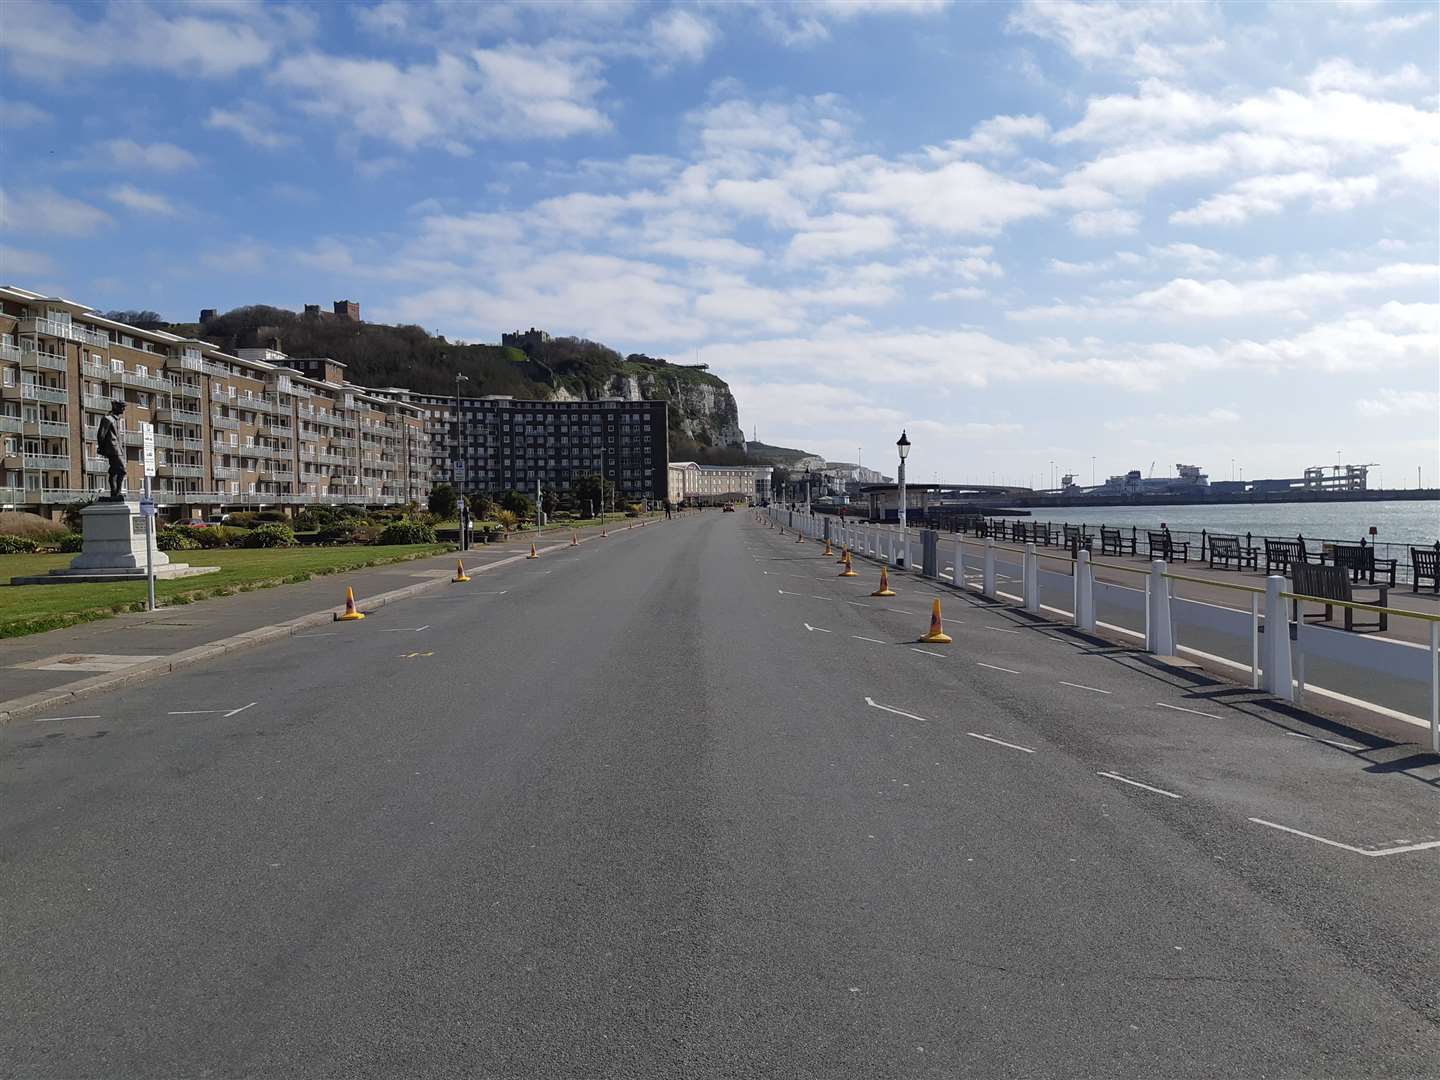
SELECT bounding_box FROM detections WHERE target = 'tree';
[500,489,534,519]
[541,488,561,516]
[427,483,457,519]
[104,309,165,326]
[572,472,616,514]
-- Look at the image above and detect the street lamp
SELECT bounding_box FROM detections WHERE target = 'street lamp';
[896,430,910,568]
[804,466,812,513]
[455,372,469,550]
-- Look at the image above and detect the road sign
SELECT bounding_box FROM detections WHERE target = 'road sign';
[139,496,157,517]
[140,422,156,478]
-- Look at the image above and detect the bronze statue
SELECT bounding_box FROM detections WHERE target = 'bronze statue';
[96,401,127,501]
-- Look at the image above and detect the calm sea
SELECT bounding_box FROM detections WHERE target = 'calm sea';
[995,499,1440,550]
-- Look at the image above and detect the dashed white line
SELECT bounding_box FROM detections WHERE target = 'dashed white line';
[852,635,886,644]
[1248,818,1440,857]
[32,715,101,722]
[225,702,257,718]
[1285,732,1364,751]
[977,662,1021,674]
[966,732,1036,754]
[1155,702,1223,721]
[911,647,946,658]
[168,709,219,716]
[803,623,832,633]
[1097,771,1181,799]
[1060,681,1111,695]
[864,697,930,723]
[984,626,1021,635]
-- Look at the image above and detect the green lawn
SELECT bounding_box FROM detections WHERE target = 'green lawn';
[0,543,451,639]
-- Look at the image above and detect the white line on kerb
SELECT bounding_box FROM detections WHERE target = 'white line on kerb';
[1248,818,1440,857]
[852,635,886,644]
[977,662,1020,674]
[33,715,101,722]
[864,697,929,723]
[912,647,945,658]
[1097,771,1181,799]
[1155,702,1223,721]
[1060,681,1111,695]
[966,731,1036,754]
[1285,732,1363,751]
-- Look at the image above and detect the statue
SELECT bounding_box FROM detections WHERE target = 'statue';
[96,401,127,501]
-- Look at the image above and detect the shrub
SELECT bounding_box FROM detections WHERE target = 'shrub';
[0,535,39,554]
[0,511,68,542]
[255,510,288,524]
[494,508,519,531]
[500,490,534,519]
[194,525,246,549]
[58,532,84,553]
[315,521,378,545]
[157,526,201,551]
[241,522,297,548]
[623,503,643,517]
[62,500,95,532]
[377,520,437,545]
[226,511,260,529]
[428,483,458,520]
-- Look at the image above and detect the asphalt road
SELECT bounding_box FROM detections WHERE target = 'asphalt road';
[2,512,1438,1079]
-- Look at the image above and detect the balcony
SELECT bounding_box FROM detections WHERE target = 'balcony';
[210,413,241,430]
[164,353,215,375]
[18,317,109,347]
[83,393,114,412]
[156,404,202,424]
[172,381,203,398]
[116,368,173,392]
[80,359,109,380]
[84,457,109,473]
[6,383,69,405]
[263,421,294,437]
[174,437,204,452]
[23,453,71,471]
[259,467,294,481]
[158,463,205,479]
[211,465,238,480]
[24,350,69,372]
[25,419,70,439]
[0,342,22,364]
[0,415,20,434]
[123,430,174,449]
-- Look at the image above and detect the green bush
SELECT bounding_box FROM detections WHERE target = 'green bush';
[0,535,39,554]
[225,511,260,529]
[494,508,519,531]
[377,520,437,545]
[62,500,95,532]
[240,522,297,548]
[256,510,288,524]
[315,521,379,545]
[157,526,201,552]
[58,532,84,553]
[194,525,247,549]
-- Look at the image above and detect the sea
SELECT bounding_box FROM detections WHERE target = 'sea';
[994,499,1439,554]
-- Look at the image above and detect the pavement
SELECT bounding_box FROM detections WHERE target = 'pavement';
[2,510,1437,1079]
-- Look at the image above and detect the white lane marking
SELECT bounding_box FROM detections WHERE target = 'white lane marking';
[966,731,1036,754]
[985,626,1021,635]
[1097,771,1181,799]
[1285,732,1364,751]
[1248,818,1440,857]
[225,702,257,718]
[977,662,1021,674]
[295,632,339,638]
[810,594,834,601]
[1060,681,1111,695]
[378,627,427,633]
[852,635,886,644]
[864,697,930,723]
[168,710,219,715]
[844,601,872,608]
[33,715,101,722]
[1155,702,1223,721]
[912,648,946,657]
[803,623,832,633]
[414,625,430,632]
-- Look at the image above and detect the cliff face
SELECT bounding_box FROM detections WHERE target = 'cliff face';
[551,367,744,449]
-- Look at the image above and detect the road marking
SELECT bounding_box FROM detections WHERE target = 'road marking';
[966,732,1036,754]
[225,702,257,718]
[852,635,886,644]
[295,632,339,638]
[803,623,832,633]
[415,625,430,632]
[912,647,946,657]
[378,627,428,633]
[1060,681,1111,694]
[1155,702,1223,721]
[844,601,872,608]
[977,662,1021,674]
[33,715,101,722]
[984,626,1021,635]
[400,651,435,659]
[865,697,930,723]
[1248,818,1440,857]
[1285,732,1364,751]
[168,709,219,715]
[810,594,834,601]
[1097,771,1181,798]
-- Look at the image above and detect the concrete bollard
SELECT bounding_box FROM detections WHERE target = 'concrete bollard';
[1075,548,1095,631]
[1146,559,1174,654]
[953,537,965,589]
[983,537,996,598]
[1023,543,1039,612]
[1263,574,1294,701]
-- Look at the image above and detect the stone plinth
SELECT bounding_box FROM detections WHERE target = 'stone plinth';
[9,500,220,586]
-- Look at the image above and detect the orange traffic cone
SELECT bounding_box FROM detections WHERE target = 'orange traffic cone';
[795,530,805,543]
[453,559,471,583]
[839,551,857,577]
[527,542,539,560]
[335,586,365,621]
[822,539,833,556]
[571,531,578,546]
[918,598,952,643]
[872,562,895,597]
[836,544,849,564]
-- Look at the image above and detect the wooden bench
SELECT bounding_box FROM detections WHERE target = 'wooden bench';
[1208,534,1258,571]
[1413,546,1440,594]
[1100,526,1134,556]
[1146,530,1189,562]
[1265,537,1308,576]
[1063,524,1091,552]
[1290,563,1387,631]
[1330,543,1397,587]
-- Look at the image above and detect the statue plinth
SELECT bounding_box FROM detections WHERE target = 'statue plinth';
[9,501,219,585]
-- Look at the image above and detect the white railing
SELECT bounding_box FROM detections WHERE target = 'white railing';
[158,463,205,478]
[0,342,22,364]
[26,350,69,371]
[159,405,203,422]
[82,393,112,411]
[18,384,68,404]
[22,453,71,470]
[19,317,108,347]
[0,415,21,433]
[211,414,240,430]
[84,457,108,473]
[116,369,173,392]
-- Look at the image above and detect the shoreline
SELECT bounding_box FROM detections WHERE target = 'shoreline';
[995,489,1438,510]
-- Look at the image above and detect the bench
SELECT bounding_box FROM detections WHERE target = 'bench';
[1265,538,1308,576]
[1100,526,1135,557]
[1329,543,1397,587]
[1290,562,1387,631]
[1146,530,1189,562]
[1062,524,1091,552]
[1413,546,1440,594]
[1208,534,1258,571]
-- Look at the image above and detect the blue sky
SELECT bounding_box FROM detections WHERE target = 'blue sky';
[2,0,1436,489]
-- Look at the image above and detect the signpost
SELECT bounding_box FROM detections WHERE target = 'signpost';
[140,422,157,611]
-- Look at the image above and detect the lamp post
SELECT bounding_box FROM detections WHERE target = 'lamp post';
[804,466,812,513]
[896,430,910,568]
[455,372,469,550]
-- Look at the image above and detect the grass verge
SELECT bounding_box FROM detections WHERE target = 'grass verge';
[0,543,452,639]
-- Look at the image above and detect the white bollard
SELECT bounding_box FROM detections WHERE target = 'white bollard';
[1023,543,1039,612]
[1075,548,1095,631]
[1263,575,1294,701]
[887,529,895,565]
[953,537,965,589]
[1147,559,1174,653]
[983,537,996,598]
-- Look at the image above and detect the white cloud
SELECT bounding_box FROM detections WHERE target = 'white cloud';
[206,103,296,150]
[93,139,199,172]
[1355,388,1440,417]
[1105,407,1239,431]
[1306,58,1429,96]
[1070,208,1139,236]
[0,187,111,236]
[840,160,1086,235]
[0,244,57,276]
[2,100,51,128]
[1364,9,1435,36]
[650,9,718,65]
[1007,0,1221,76]
[1171,171,1379,226]
[785,213,897,262]
[937,114,1050,157]
[107,184,181,216]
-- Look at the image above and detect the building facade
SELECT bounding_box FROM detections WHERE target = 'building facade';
[1,286,427,519]
[667,461,773,504]
[413,395,668,503]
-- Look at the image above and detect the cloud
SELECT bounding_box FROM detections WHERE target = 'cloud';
[937,114,1050,157]
[785,213,897,262]
[2,100,51,128]
[839,160,1084,235]
[1069,208,1139,236]
[1171,171,1378,226]
[1007,0,1222,76]
[206,103,296,150]
[758,0,949,46]
[92,139,199,172]
[1364,8,1435,35]
[1306,58,1429,96]
[1355,388,1440,418]
[107,184,181,216]
[1104,407,1239,431]
[650,9,718,65]
[0,244,57,276]
[0,187,111,236]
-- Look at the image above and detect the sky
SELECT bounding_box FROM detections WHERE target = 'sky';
[1,0,1437,491]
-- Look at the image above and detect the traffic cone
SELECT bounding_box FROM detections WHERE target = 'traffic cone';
[571,531,578,546]
[872,562,896,597]
[836,544,849,564]
[795,530,805,543]
[918,598,952,643]
[335,586,365,621]
[453,559,470,583]
[839,551,857,577]
[527,542,539,560]
[822,539,833,556]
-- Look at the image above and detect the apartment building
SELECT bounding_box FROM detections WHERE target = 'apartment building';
[410,394,668,503]
[0,286,428,519]
[667,461,773,505]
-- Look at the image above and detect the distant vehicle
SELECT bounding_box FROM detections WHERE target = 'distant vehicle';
[722,504,736,512]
